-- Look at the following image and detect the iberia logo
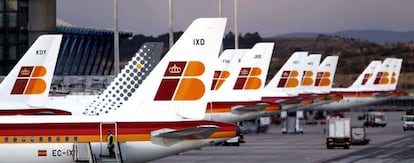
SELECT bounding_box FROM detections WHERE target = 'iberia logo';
[361,73,372,85]
[11,66,47,94]
[373,71,389,85]
[211,70,230,90]
[233,67,262,90]
[301,70,314,86]
[314,71,331,87]
[277,70,299,88]
[390,72,397,84]
[154,61,205,101]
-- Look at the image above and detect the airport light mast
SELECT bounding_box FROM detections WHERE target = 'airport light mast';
[114,0,120,74]
[169,0,174,49]
[219,0,222,17]
[234,0,238,49]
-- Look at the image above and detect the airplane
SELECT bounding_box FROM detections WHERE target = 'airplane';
[317,58,404,111]
[0,18,237,163]
[0,34,71,115]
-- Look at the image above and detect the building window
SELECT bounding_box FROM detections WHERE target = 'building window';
[30,137,35,143]
[0,1,4,11]
[0,15,3,28]
[39,137,43,143]
[56,137,60,143]
[4,137,9,143]
[13,137,17,143]
[8,45,17,60]
[6,0,18,11]
[21,137,26,143]
[7,13,17,28]
[47,136,52,143]
[74,136,78,142]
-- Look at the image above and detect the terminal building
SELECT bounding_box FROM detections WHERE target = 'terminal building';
[0,0,136,76]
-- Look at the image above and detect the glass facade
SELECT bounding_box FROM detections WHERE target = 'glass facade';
[0,0,29,75]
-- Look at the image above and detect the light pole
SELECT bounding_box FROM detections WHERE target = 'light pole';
[113,0,120,75]
[169,0,174,49]
[234,0,238,49]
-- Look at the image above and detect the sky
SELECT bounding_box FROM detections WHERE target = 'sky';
[57,0,414,37]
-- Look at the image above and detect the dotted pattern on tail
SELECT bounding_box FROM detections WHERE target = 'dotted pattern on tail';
[83,42,163,116]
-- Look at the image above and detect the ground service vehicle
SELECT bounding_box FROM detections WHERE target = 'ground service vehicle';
[364,112,386,127]
[402,115,414,131]
[351,126,370,145]
[326,117,351,149]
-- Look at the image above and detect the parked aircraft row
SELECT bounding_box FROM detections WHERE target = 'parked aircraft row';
[0,17,406,162]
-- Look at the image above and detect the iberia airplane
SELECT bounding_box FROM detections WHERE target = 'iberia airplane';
[0,18,237,163]
[0,34,71,115]
[317,58,404,111]
[205,43,280,123]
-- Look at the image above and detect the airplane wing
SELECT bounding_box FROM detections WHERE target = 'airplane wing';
[151,125,220,146]
[231,103,269,113]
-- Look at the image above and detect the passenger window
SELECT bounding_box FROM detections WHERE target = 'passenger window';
[39,137,43,143]
[56,137,60,143]
[4,137,8,143]
[21,137,26,143]
[65,136,69,142]
[47,136,52,143]
[74,136,78,142]
[13,137,17,143]
[30,137,35,143]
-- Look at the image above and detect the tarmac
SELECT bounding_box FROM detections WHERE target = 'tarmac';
[153,112,414,163]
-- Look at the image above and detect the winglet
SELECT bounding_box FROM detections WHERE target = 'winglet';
[0,35,62,108]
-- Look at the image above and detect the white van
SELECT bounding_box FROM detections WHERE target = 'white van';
[402,115,414,131]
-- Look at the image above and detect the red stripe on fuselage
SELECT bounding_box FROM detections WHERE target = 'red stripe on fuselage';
[0,121,236,136]
[0,108,72,116]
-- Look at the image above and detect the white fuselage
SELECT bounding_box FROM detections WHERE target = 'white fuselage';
[0,138,225,163]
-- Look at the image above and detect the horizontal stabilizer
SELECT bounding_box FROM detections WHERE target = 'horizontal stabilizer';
[231,103,270,114]
[151,125,219,146]
[373,92,393,98]
[276,98,303,105]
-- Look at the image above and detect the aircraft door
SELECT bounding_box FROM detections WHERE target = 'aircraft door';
[99,122,117,157]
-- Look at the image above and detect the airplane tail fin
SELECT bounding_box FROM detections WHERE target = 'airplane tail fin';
[263,52,308,97]
[300,54,321,94]
[313,56,339,93]
[388,58,403,91]
[83,42,164,115]
[116,18,227,120]
[210,49,248,91]
[362,58,394,91]
[211,43,274,101]
[0,35,62,107]
[348,60,381,90]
